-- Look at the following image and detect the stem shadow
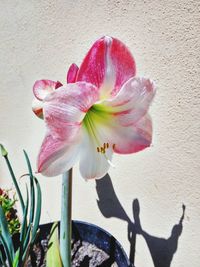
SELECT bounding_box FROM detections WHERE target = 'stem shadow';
[96,174,185,267]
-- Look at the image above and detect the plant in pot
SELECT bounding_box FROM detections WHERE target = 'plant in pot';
[0,36,155,267]
[31,36,156,267]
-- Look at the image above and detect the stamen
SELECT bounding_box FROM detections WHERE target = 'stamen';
[96,142,116,168]
[96,143,116,154]
[101,147,105,153]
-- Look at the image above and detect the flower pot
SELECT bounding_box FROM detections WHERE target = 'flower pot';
[1,220,130,266]
[38,220,130,266]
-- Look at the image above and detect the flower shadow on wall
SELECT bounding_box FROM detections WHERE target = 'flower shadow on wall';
[96,174,185,267]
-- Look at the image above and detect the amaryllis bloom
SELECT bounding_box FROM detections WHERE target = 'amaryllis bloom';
[33,36,155,179]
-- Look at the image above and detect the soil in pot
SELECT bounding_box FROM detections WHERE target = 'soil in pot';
[4,221,129,267]
[26,236,118,267]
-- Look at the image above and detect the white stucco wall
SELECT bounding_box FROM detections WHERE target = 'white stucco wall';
[0,1,200,266]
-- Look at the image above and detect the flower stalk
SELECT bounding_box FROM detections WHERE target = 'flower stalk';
[60,169,73,267]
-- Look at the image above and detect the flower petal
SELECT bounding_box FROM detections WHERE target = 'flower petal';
[85,107,152,155]
[67,63,79,83]
[32,98,44,119]
[77,36,136,99]
[37,82,100,176]
[79,126,113,180]
[55,81,63,89]
[112,115,152,154]
[33,80,58,100]
[95,77,155,126]
[43,82,99,136]
[37,129,82,177]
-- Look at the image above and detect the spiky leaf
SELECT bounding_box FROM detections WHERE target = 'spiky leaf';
[47,223,63,267]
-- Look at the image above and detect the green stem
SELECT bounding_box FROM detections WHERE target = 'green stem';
[60,169,72,267]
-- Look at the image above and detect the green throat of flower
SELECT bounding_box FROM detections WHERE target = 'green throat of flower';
[83,105,115,166]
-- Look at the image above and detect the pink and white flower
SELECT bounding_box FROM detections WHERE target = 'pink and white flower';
[32,36,155,179]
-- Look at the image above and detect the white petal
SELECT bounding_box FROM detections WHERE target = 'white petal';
[96,77,155,126]
[79,127,113,180]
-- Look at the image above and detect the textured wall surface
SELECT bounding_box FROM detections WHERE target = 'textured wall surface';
[0,1,200,266]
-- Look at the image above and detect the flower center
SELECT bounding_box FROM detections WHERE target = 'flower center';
[83,107,115,168]
[83,106,115,154]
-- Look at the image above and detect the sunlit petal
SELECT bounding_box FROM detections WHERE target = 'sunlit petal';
[77,36,136,99]
[33,79,58,100]
[84,107,152,155]
[37,130,82,177]
[79,126,113,180]
[112,115,152,154]
[43,82,99,135]
[95,77,155,126]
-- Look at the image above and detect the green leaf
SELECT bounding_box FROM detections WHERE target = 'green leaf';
[0,206,14,260]
[0,232,13,267]
[22,224,31,255]
[18,185,29,267]
[20,185,29,242]
[47,223,63,267]
[2,151,25,212]
[21,151,36,259]
[0,248,8,267]
[23,150,35,224]
[30,176,42,244]
[13,250,19,267]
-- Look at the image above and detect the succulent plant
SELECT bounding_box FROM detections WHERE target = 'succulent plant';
[0,189,20,235]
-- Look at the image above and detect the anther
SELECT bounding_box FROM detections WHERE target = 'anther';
[97,143,116,154]
[101,147,105,153]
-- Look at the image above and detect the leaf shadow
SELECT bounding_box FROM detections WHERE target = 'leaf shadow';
[96,174,185,267]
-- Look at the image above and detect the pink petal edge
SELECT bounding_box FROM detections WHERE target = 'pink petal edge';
[37,130,82,176]
[33,79,58,101]
[113,115,152,154]
[67,63,79,83]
